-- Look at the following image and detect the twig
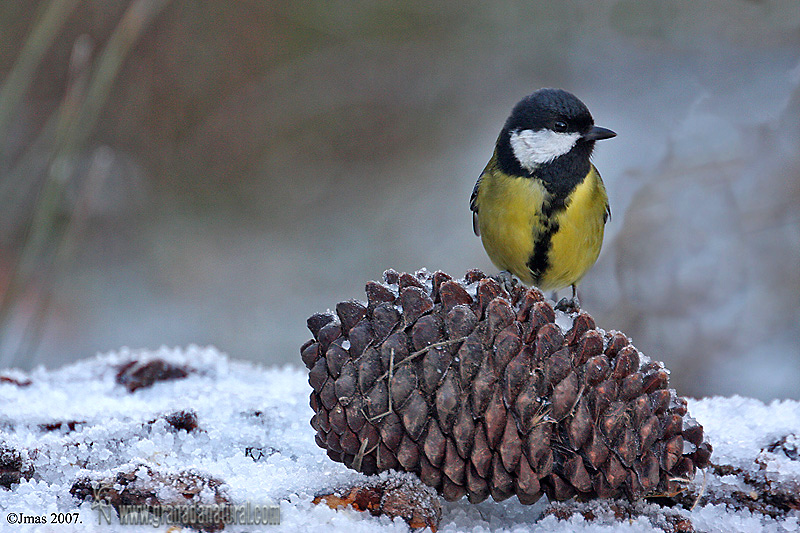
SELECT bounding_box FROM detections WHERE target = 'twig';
[0,34,94,365]
[366,337,466,423]
[352,438,369,472]
[565,383,585,420]
[15,147,113,361]
[366,348,395,422]
[376,336,466,382]
[0,0,80,162]
[690,468,708,512]
[352,437,379,472]
[0,0,171,367]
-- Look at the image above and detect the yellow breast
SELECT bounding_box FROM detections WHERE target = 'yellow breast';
[474,162,545,285]
[474,162,608,291]
[541,165,608,290]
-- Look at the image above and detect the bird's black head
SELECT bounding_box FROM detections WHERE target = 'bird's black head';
[506,88,594,137]
[496,88,615,188]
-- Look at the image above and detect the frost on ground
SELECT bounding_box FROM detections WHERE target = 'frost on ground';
[1,346,799,532]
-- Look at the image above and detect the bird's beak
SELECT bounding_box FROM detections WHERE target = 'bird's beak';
[583,126,616,141]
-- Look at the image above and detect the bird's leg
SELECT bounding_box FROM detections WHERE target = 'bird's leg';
[554,284,581,313]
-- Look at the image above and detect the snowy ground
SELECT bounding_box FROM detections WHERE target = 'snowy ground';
[1,346,799,532]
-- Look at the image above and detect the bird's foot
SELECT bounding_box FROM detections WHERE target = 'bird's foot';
[554,296,581,313]
[494,270,517,293]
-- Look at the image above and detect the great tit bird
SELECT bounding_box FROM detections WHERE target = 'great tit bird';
[470,88,615,307]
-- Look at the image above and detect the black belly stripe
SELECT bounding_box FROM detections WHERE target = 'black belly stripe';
[509,141,591,284]
[526,198,567,282]
[527,222,558,282]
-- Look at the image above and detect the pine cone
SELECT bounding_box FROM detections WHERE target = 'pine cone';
[301,269,712,504]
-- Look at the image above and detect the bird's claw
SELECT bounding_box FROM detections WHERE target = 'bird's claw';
[494,270,517,293]
[554,297,580,313]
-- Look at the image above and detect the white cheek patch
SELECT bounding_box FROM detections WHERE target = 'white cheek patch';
[509,129,581,171]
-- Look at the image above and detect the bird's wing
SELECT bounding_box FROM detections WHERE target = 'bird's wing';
[591,163,611,224]
[600,168,611,223]
[470,176,481,236]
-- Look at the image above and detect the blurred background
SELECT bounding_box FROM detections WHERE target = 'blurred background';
[0,0,798,400]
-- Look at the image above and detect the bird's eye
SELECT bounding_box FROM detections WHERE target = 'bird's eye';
[553,121,568,133]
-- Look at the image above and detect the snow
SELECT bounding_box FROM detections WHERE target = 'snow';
[1,346,799,532]
[691,396,800,500]
[553,310,575,335]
